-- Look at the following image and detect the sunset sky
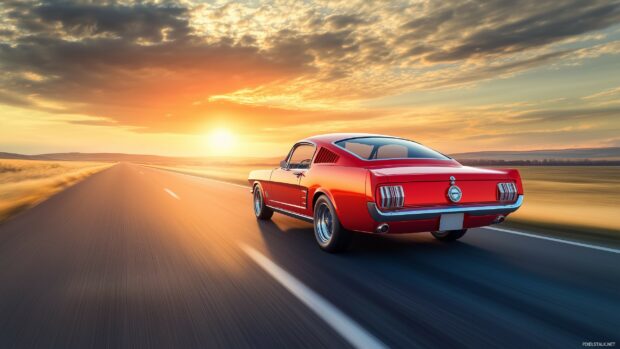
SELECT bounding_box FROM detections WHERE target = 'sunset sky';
[1,0,619,157]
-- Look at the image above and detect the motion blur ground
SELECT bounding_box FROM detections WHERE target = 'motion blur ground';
[0,159,112,222]
[0,163,617,348]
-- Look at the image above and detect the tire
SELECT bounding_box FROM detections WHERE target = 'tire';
[313,195,351,252]
[431,229,467,241]
[253,185,273,220]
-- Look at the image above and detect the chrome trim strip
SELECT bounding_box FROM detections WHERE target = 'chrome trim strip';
[270,200,307,210]
[267,205,314,222]
[367,195,524,222]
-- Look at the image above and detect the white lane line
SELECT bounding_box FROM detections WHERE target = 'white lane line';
[164,188,180,200]
[484,226,620,254]
[241,245,387,349]
[198,177,249,189]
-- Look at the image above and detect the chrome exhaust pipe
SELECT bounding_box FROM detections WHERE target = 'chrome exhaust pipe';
[493,215,506,224]
[376,223,390,234]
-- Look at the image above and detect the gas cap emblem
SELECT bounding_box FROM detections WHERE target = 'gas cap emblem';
[447,176,462,203]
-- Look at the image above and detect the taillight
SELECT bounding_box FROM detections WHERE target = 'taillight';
[379,185,405,209]
[497,182,517,202]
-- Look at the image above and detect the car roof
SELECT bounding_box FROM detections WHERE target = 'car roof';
[293,133,458,166]
[302,133,393,145]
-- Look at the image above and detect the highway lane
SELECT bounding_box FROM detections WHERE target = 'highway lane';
[0,163,618,348]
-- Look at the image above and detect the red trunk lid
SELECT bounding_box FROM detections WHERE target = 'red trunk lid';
[371,166,516,207]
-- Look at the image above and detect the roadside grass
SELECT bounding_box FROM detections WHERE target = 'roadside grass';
[505,166,620,232]
[0,159,113,222]
[149,163,620,243]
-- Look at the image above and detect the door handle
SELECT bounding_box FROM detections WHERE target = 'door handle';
[294,171,305,178]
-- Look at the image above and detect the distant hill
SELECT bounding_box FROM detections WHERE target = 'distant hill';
[1,147,619,165]
[0,152,37,160]
[0,152,174,162]
[0,152,281,166]
[450,147,620,161]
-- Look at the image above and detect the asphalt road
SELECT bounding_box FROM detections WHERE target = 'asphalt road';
[0,163,618,348]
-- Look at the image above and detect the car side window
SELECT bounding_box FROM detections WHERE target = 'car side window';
[288,144,315,170]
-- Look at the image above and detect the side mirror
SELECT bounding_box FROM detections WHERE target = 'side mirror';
[279,160,288,169]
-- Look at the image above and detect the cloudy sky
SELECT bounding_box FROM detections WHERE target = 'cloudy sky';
[1,0,619,157]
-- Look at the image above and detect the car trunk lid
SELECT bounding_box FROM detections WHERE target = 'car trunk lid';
[371,166,515,207]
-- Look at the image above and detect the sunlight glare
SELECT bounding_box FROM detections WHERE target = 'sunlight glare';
[205,128,237,156]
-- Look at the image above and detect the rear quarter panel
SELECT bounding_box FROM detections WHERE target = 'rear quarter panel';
[303,165,375,232]
[248,169,274,183]
[248,169,274,199]
[503,168,524,194]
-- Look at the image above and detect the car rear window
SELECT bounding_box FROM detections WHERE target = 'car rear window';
[343,141,373,159]
[335,137,449,160]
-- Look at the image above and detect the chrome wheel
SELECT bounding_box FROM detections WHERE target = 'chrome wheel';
[315,203,333,245]
[253,185,273,220]
[313,196,351,252]
[253,188,262,216]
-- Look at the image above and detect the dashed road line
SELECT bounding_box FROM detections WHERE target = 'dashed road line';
[164,188,180,200]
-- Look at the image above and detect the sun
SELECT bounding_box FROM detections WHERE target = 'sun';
[205,128,237,156]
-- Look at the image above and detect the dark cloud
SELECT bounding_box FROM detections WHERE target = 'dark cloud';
[410,50,571,90]
[401,8,454,40]
[0,29,16,38]
[306,31,359,59]
[6,0,190,42]
[416,0,620,62]
[326,14,367,29]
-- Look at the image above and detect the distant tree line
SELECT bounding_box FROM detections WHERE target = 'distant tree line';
[456,159,620,166]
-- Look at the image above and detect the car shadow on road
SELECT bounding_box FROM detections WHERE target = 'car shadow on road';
[251,216,515,282]
[254,215,481,258]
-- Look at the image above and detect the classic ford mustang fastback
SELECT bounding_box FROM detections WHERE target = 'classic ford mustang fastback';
[248,134,523,252]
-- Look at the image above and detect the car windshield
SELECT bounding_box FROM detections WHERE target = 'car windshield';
[335,137,449,160]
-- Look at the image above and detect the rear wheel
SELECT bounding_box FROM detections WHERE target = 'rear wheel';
[253,185,273,220]
[431,229,467,241]
[313,196,351,253]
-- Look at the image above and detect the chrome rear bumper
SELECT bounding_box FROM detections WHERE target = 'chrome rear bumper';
[367,195,523,222]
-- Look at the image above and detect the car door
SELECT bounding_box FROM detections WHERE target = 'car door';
[268,143,316,213]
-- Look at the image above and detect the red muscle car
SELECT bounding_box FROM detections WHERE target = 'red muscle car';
[248,134,523,252]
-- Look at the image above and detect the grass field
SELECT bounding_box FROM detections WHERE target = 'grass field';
[505,166,620,234]
[0,159,112,222]
[151,163,620,236]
